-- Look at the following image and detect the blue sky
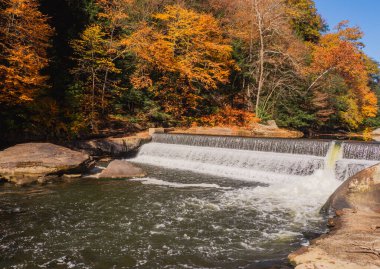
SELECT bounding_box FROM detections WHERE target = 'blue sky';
[314,0,380,62]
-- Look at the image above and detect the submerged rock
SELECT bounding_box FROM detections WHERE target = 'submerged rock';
[98,160,146,179]
[0,143,93,185]
[289,163,380,269]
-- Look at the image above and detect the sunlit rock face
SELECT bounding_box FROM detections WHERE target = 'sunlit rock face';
[98,160,147,179]
[290,164,380,269]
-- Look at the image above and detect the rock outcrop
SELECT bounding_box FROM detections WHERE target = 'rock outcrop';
[0,143,93,185]
[372,128,380,136]
[98,160,146,179]
[68,132,151,158]
[169,124,303,138]
[250,122,303,138]
[289,164,380,269]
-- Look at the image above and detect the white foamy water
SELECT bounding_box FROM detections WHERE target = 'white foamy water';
[218,170,341,225]
[128,137,378,226]
[130,177,231,189]
[335,158,378,181]
[129,141,345,226]
[131,143,325,183]
[128,136,380,240]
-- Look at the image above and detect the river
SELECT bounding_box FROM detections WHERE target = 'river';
[1,134,379,268]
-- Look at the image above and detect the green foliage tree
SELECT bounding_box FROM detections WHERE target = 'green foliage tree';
[285,0,326,42]
[71,24,120,132]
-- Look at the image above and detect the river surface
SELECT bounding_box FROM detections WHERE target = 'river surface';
[0,163,336,269]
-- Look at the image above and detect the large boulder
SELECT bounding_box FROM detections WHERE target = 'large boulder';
[322,164,380,213]
[68,132,151,158]
[98,160,146,179]
[289,164,380,269]
[0,143,93,185]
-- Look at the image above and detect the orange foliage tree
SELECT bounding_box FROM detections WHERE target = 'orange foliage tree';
[307,21,378,129]
[0,0,53,105]
[195,105,259,127]
[128,5,234,122]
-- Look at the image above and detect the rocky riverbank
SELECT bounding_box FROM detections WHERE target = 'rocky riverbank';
[0,131,152,185]
[169,122,304,138]
[0,143,94,185]
[0,124,301,185]
[289,164,380,269]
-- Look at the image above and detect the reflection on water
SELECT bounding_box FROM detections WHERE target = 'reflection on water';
[0,164,332,269]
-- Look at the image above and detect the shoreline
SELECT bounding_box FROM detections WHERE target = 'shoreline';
[288,164,380,268]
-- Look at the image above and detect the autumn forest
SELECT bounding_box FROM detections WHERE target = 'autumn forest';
[1,0,379,142]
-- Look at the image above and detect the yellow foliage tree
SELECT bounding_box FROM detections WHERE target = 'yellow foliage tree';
[128,5,234,121]
[71,24,120,131]
[0,0,53,104]
[94,0,132,113]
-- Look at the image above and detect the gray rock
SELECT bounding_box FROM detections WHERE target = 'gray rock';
[69,133,152,158]
[0,143,93,185]
[98,160,146,179]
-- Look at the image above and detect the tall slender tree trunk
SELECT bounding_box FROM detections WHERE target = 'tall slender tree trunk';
[101,69,109,115]
[254,0,265,116]
[246,0,256,112]
[101,28,115,115]
[91,67,96,132]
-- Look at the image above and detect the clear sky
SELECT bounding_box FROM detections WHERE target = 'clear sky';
[314,0,380,62]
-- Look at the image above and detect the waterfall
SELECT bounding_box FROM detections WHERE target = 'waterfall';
[131,134,380,183]
[342,141,380,160]
[152,134,331,156]
[334,142,380,181]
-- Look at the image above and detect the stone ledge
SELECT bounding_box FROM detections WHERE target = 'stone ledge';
[289,164,380,269]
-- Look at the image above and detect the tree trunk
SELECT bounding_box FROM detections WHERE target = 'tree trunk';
[254,0,265,116]
[91,67,96,132]
[101,28,115,115]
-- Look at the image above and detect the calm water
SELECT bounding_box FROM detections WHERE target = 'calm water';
[0,164,331,269]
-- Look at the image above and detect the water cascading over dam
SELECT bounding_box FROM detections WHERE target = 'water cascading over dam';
[2,135,380,268]
[128,133,380,260]
[132,134,379,183]
[335,142,380,180]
